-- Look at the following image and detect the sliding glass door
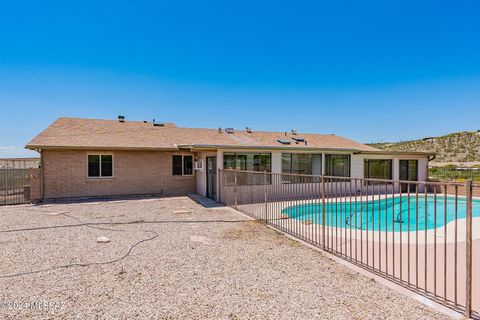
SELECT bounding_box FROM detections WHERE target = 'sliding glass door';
[399,160,418,192]
[207,157,217,199]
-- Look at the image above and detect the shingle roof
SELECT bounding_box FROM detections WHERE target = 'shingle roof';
[26,117,380,152]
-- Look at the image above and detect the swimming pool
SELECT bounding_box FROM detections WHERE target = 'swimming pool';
[281,195,480,232]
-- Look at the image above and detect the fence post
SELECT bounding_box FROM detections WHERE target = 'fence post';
[465,179,473,319]
[3,163,7,206]
[322,175,326,250]
[234,170,238,210]
[223,170,227,204]
[264,171,268,223]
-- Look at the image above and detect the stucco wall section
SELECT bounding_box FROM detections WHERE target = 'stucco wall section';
[195,153,207,197]
[418,158,428,181]
[196,151,217,197]
[271,151,282,173]
[351,154,364,179]
[42,150,196,199]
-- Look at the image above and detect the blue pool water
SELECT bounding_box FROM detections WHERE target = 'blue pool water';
[281,196,480,232]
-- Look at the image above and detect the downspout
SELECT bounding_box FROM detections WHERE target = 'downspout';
[40,149,45,201]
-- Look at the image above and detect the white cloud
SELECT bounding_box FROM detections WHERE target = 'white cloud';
[0,146,39,158]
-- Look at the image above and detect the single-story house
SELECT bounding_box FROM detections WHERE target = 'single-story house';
[26,117,434,201]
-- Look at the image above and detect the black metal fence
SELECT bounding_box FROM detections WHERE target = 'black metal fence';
[0,158,40,206]
[219,169,480,318]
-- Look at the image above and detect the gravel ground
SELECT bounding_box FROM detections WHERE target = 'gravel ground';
[0,196,452,319]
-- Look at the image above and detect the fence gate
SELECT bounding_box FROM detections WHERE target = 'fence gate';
[0,158,40,206]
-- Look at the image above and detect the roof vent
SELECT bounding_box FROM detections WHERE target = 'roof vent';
[292,137,305,143]
[291,129,297,135]
[246,126,253,133]
[218,127,222,133]
[153,123,165,127]
[277,139,291,145]
[225,128,235,134]
[118,115,125,123]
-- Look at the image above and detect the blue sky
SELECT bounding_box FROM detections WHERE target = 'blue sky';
[0,1,479,157]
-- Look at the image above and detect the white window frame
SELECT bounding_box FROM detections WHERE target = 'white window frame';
[87,153,114,178]
[173,154,194,176]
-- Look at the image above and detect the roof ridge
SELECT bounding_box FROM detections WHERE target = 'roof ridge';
[54,117,340,136]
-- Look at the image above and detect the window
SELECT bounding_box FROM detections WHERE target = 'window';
[172,155,193,176]
[282,153,321,183]
[364,159,392,181]
[223,153,271,172]
[223,153,271,185]
[254,154,271,172]
[282,154,322,175]
[88,154,113,178]
[172,156,183,175]
[324,154,350,177]
[183,156,193,175]
[399,160,418,181]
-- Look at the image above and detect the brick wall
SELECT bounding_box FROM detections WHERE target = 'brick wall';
[29,168,41,202]
[42,150,196,199]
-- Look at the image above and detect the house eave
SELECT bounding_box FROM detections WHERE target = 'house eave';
[25,145,181,152]
[357,150,435,156]
[25,144,431,156]
[180,144,362,153]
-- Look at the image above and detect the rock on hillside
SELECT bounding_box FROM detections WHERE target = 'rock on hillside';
[368,131,480,163]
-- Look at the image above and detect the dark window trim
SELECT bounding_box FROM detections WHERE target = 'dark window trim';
[223,152,272,186]
[399,159,418,181]
[281,153,322,175]
[364,159,393,182]
[324,154,351,177]
[172,154,194,176]
[281,153,322,184]
[87,154,114,178]
[223,152,272,172]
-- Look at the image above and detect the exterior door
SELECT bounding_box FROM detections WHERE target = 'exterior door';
[399,160,418,192]
[206,157,217,199]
